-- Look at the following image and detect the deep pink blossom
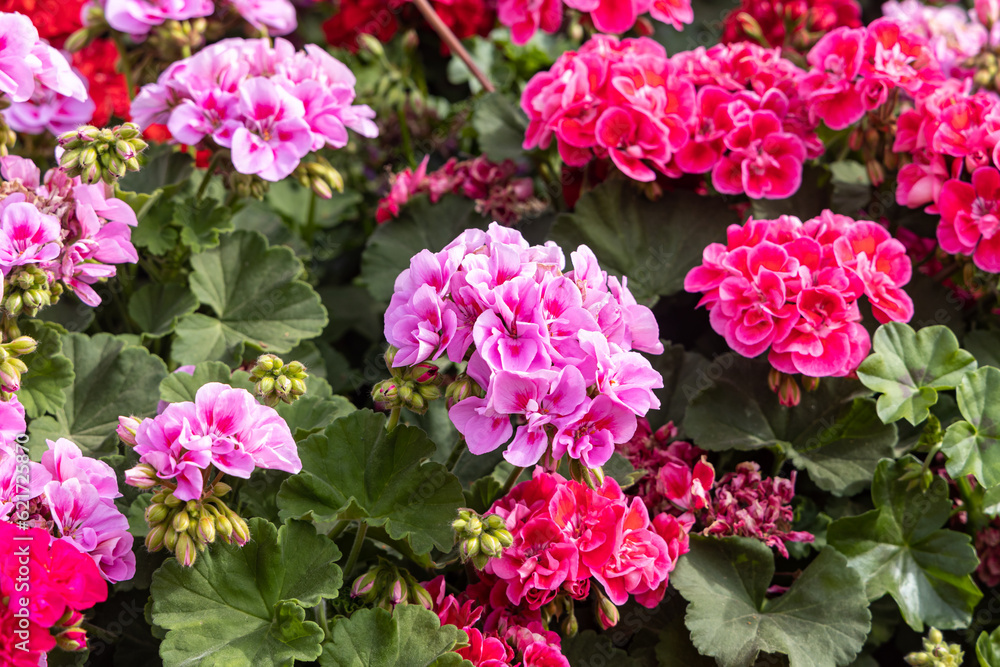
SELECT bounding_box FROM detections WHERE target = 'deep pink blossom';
[938,166,1000,272]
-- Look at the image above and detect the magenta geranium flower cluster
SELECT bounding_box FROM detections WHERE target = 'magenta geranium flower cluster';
[131,37,377,181]
[498,0,692,45]
[685,211,914,378]
[0,11,92,137]
[0,155,137,309]
[123,382,302,503]
[385,223,663,469]
[484,471,688,612]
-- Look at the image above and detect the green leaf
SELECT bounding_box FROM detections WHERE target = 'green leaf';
[28,333,167,456]
[978,627,1000,666]
[16,319,74,418]
[472,92,529,162]
[150,519,342,667]
[319,606,470,667]
[128,283,199,339]
[671,536,870,667]
[277,409,466,554]
[274,395,356,440]
[361,195,486,302]
[648,341,709,433]
[158,361,255,404]
[562,630,640,667]
[174,196,234,253]
[942,366,1000,487]
[964,330,1000,369]
[549,178,739,302]
[827,456,981,631]
[464,476,502,515]
[856,323,976,426]
[173,230,328,365]
[685,357,896,496]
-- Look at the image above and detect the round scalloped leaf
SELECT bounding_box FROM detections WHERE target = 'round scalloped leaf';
[319,606,470,667]
[942,366,1000,488]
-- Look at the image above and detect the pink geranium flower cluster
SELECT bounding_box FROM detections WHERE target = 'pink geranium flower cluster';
[498,0,692,46]
[882,0,988,78]
[485,471,688,611]
[132,37,377,181]
[522,35,822,199]
[975,520,1000,587]
[124,382,302,504]
[617,418,714,519]
[0,155,138,308]
[386,223,663,469]
[0,11,91,136]
[801,18,945,131]
[685,211,915,378]
[703,461,814,558]
[0,522,108,665]
[85,0,296,39]
[376,155,538,226]
[424,575,568,667]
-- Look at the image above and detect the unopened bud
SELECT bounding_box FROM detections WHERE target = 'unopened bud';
[55,628,88,652]
[176,533,197,566]
[351,569,378,598]
[597,594,619,630]
[145,502,169,525]
[125,463,157,488]
[172,511,191,533]
[197,514,216,543]
[145,523,168,552]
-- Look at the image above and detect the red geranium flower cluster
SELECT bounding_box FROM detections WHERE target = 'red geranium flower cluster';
[522,35,822,199]
[685,211,914,378]
[485,470,688,611]
[0,522,108,666]
[703,461,814,558]
[721,0,862,53]
[424,575,567,667]
[377,155,538,225]
[323,0,495,53]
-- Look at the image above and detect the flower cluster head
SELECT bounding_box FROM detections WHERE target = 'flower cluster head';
[721,0,862,53]
[617,418,714,519]
[522,35,821,199]
[685,210,915,378]
[350,559,435,610]
[1,429,135,584]
[249,353,308,407]
[132,37,378,182]
[498,0,693,46]
[0,11,91,138]
[423,574,567,667]
[0,522,108,664]
[85,0,296,39]
[882,0,988,78]
[703,461,813,558]
[323,0,495,54]
[123,382,302,502]
[0,154,138,311]
[385,223,663,469]
[485,471,688,612]
[800,18,945,131]
[376,155,540,226]
[58,122,148,184]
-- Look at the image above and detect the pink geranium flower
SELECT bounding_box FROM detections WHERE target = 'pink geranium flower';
[712,110,807,199]
[231,77,313,181]
[938,167,1000,272]
[0,200,61,270]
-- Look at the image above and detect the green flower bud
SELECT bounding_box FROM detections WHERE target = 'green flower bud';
[4,336,37,355]
[480,533,503,558]
[145,503,169,525]
[561,612,579,637]
[215,513,234,543]
[197,514,216,544]
[145,523,168,552]
[164,525,179,551]
[172,511,191,533]
[164,493,184,508]
[176,532,197,566]
[213,481,232,497]
[484,514,505,532]
[410,583,434,610]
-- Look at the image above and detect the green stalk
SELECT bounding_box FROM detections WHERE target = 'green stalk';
[342,522,368,578]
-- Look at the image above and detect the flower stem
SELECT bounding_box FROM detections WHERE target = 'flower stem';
[445,437,465,472]
[499,466,524,496]
[327,519,349,540]
[111,33,136,100]
[386,406,401,432]
[314,602,330,641]
[195,152,224,201]
[411,0,495,93]
[343,522,368,578]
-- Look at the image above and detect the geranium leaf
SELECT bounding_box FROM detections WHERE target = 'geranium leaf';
[150,519,342,667]
[158,361,254,404]
[360,195,486,302]
[562,630,641,667]
[319,606,470,667]
[129,283,199,339]
[16,319,74,418]
[472,92,529,162]
[827,457,981,631]
[174,196,234,253]
[277,409,465,554]
[671,536,870,667]
[685,357,896,496]
[173,229,328,365]
[549,178,739,302]
[941,366,1000,487]
[856,323,976,425]
[977,627,1000,666]
[274,395,356,441]
[28,333,167,456]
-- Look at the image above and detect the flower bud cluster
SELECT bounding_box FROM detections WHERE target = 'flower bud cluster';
[350,559,434,610]
[0,333,36,394]
[904,628,963,666]
[143,484,251,567]
[293,157,345,200]
[371,346,442,415]
[453,509,513,570]
[57,122,148,184]
[250,354,308,407]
